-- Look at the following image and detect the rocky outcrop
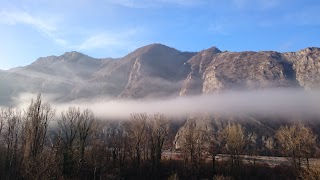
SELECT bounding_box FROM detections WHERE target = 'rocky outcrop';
[180,49,300,95]
[283,47,320,90]
[180,47,221,96]
[202,51,299,92]
[119,44,195,98]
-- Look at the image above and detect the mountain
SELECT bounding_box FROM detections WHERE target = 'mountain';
[3,45,319,105]
[118,44,195,98]
[1,51,102,104]
[1,44,320,151]
[0,43,196,105]
[76,44,196,99]
[10,51,101,81]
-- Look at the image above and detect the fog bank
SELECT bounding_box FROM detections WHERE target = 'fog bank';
[8,88,319,119]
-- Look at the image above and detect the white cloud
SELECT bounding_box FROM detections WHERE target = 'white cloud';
[278,41,294,52]
[77,33,125,50]
[259,0,279,9]
[208,20,230,35]
[0,9,149,57]
[232,0,281,9]
[0,10,56,33]
[0,65,9,70]
[104,0,206,8]
[232,0,248,9]
[75,27,146,57]
[0,10,67,47]
[104,0,146,8]
[284,7,320,26]
[158,0,206,6]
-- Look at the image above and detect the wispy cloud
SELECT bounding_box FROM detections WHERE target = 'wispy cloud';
[0,9,147,57]
[0,10,56,32]
[75,27,147,57]
[77,29,138,50]
[284,6,320,26]
[258,0,279,9]
[0,10,67,47]
[208,20,230,35]
[278,41,294,52]
[232,0,248,9]
[0,65,9,70]
[104,0,206,8]
[158,0,207,6]
[232,0,282,10]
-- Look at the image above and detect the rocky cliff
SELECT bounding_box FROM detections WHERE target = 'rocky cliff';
[180,49,303,96]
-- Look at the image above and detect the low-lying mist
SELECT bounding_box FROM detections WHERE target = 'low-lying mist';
[8,88,320,120]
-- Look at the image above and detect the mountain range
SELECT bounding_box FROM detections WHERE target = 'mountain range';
[1,43,319,106]
[1,43,320,150]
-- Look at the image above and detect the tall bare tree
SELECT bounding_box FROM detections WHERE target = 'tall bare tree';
[58,106,81,176]
[77,109,95,168]
[58,107,96,177]
[148,113,170,174]
[21,93,55,179]
[104,121,129,175]
[85,120,111,180]
[180,120,209,175]
[59,107,80,151]
[276,123,317,176]
[3,108,21,179]
[126,113,148,168]
[220,123,245,172]
[0,108,4,137]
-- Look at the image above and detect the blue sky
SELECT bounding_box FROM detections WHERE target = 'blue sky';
[0,0,319,70]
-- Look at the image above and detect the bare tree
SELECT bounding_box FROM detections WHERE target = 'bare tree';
[85,120,110,180]
[59,107,80,151]
[0,108,22,179]
[0,108,4,137]
[58,106,81,177]
[148,113,170,174]
[104,121,129,176]
[180,120,209,176]
[276,123,317,176]
[57,107,96,177]
[220,123,245,172]
[4,109,21,179]
[77,109,95,168]
[21,93,55,180]
[208,135,221,175]
[126,113,148,168]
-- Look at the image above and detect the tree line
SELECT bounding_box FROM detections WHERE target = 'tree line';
[0,94,319,179]
[0,94,172,179]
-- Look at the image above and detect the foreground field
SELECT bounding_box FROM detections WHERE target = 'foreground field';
[163,150,320,167]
